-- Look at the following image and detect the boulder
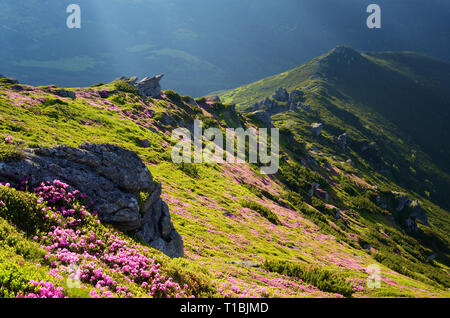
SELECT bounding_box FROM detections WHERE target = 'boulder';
[392,192,429,232]
[135,74,164,98]
[98,90,118,98]
[140,139,151,148]
[310,123,323,136]
[335,132,348,151]
[0,143,183,258]
[54,89,76,99]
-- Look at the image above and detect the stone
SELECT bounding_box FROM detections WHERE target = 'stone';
[272,87,289,102]
[409,200,429,226]
[206,96,220,102]
[0,143,183,258]
[308,182,320,196]
[99,90,117,98]
[119,76,138,86]
[54,89,76,99]
[229,261,260,268]
[288,89,304,104]
[392,192,429,232]
[335,132,348,151]
[135,74,164,98]
[249,110,273,127]
[315,188,329,203]
[310,123,323,136]
[140,139,151,148]
[393,193,411,212]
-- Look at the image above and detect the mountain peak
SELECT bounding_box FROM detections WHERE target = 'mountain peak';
[319,46,365,67]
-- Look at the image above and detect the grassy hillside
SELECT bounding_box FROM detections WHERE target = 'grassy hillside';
[219,47,450,212]
[0,58,449,298]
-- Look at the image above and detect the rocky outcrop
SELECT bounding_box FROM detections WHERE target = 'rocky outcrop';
[272,87,289,102]
[0,143,183,258]
[288,89,304,105]
[248,110,273,127]
[310,123,323,136]
[334,132,348,151]
[119,76,138,86]
[392,192,429,232]
[0,76,19,84]
[308,182,329,203]
[135,75,164,98]
[247,87,306,116]
[206,96,221,102]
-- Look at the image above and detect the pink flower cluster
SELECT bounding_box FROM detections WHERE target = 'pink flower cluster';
[34,180,96,227]
[3,135,13,144]
[26,180,189,298]
[23,281,65,298]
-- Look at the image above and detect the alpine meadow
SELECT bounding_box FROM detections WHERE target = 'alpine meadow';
[0,0,449,302]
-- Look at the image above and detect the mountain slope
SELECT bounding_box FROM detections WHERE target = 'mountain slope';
[0,59,449,298]
[219,47,450,211]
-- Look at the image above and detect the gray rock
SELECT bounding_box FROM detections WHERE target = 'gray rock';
[135,74,164,98]
[299,104,312,111]
[335,132,348,151]
[288,89,304,104]
[140,139,151,148]
[54,89,76,99]
[409,200,429,226]
[0,143,183,258]
[118,76,138,86]
[228,260,260,268]
[272,87,289,102]
[392,192,429,232]
[206,96,221,102]
[310,123,323,136]
[249,110,273,127]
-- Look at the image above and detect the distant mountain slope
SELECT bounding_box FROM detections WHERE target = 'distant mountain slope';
[218,47,450,211]
[2,0,450,96]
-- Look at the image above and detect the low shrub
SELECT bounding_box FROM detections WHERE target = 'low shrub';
[239,199,280,225]
[263,259,354,297]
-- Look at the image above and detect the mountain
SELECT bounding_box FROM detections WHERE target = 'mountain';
[219,46,450,211]
[0,47,450,298]
[2,0,450,96]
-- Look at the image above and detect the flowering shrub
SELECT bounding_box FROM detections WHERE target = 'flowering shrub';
[23,281,65,298]
[3,135,13,144]
[16,180,191,298]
